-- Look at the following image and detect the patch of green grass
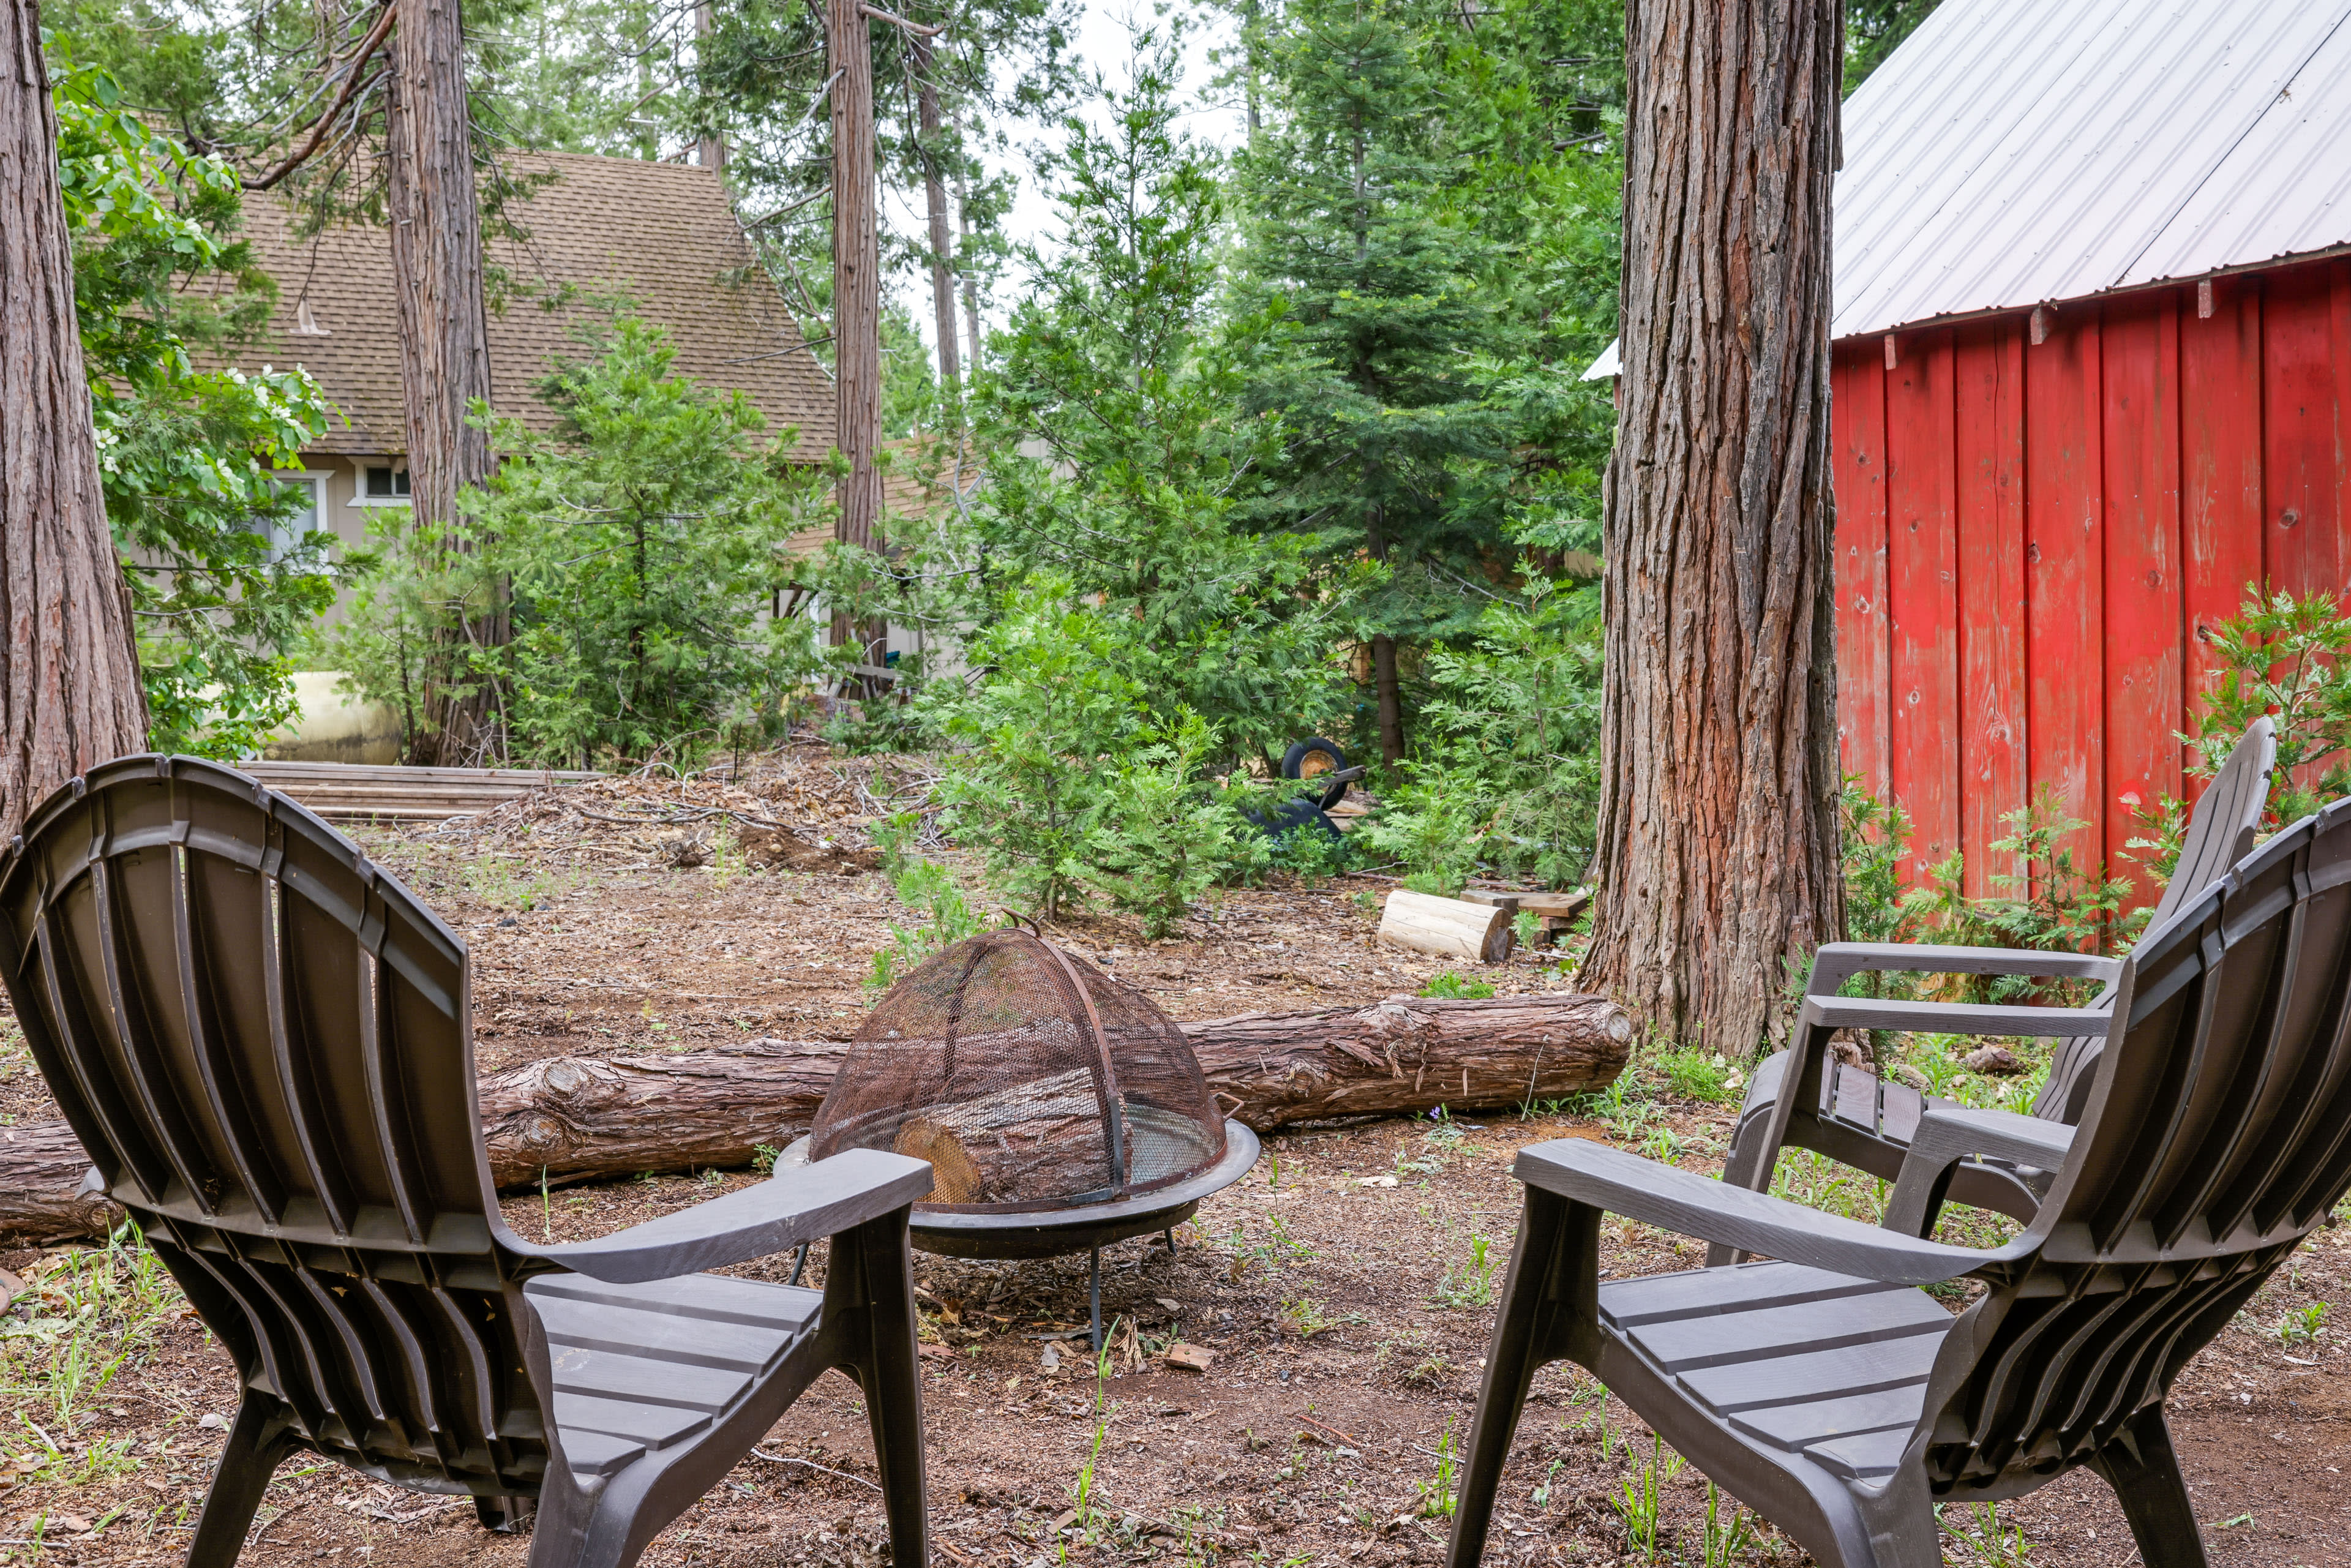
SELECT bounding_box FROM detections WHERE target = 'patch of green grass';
[1420,970,1496,1000]
[1432,1231,1501,1309]
[0,1223,183,1485]
[1654,1048,1738,1103]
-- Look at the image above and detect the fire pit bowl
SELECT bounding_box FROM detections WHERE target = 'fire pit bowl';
[786,926,1265,1345]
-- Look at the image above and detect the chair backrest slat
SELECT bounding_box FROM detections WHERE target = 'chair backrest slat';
[1922,798,2351,1500]
[2153,715,2276,924]
[0,757,547,1495]
[2028,718,2277,1125]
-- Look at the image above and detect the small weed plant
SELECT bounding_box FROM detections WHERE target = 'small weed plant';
[1655,1048,1739,1103]
[1433,1232,1500,1309]
[1420,970,1496,999]
[2279,1301,2328,1346]
[1939,1500,2031,1566]
[1416,1418,1460,1518]
[1612,1435,1669,1562]
[1697,1481,1760,1565]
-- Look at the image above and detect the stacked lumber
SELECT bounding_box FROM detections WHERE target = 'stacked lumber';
[241,761,603,822]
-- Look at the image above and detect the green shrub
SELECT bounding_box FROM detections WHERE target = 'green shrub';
[1654,1048,1737,1103]
[1089,712,1248,938]
[326,312,826,766]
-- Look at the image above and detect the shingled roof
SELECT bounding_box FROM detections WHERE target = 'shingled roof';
[233,151,834,460]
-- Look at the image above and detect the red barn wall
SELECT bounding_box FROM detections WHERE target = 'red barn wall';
[1833,255,2351,906]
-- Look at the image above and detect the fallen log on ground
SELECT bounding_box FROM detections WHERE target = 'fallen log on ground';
[0,992,1629,1242]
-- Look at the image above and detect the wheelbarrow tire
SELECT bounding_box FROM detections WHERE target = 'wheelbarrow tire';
[1281,737,1352,811]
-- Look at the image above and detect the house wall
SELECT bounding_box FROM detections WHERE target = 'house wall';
[1834,254,2351,905]
[284,451,410,628]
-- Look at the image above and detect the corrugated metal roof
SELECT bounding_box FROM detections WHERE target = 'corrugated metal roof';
[1585,0,2351,378]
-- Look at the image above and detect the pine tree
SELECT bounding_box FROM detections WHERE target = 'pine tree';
[1234,0,1510,766]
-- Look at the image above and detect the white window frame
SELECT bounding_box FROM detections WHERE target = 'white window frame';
[350,460,414,508]
[267,469,337,561]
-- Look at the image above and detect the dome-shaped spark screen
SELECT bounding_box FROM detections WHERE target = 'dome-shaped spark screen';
[808,928,1227,1211]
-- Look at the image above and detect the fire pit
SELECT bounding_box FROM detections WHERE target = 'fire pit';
[778,926,1259,1346]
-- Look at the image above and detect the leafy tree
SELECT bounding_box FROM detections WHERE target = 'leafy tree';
[969,23,1356,769]
[325,313,826,766]
[55,49,334,756]
[1232,0,1523,766]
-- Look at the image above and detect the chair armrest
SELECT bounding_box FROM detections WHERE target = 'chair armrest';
[509,1149,933,1283]
[1882,1106,2074,1237]
[1807,942,2121,997]
[1513,1139,2018,1286]
[1802,994,2112,1040]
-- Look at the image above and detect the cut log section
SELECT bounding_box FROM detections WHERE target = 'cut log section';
[1378,889,1513,963]
[0,992,1630,1241]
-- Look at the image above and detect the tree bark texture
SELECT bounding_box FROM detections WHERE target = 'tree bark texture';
[694,2,727,170]
[386,0,500,765]
[0,993,1629,1240]
[1580,0,1845,1056]
[1370,632,1404,766]
[829,0,882,557]
[0,2,149,846]
[909,32,959,394]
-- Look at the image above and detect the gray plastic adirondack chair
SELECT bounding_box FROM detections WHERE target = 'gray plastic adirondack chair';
[1715,717,2275,1248]
[1448,793,2351,1568]
[0,757,936,1568]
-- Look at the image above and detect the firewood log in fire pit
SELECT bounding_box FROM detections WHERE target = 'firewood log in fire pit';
[0,992,1629,1241]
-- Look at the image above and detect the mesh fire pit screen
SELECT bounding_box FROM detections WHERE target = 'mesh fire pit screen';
[808,928,1228,1212]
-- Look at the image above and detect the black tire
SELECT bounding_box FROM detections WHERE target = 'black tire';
[1281,737,1352,810]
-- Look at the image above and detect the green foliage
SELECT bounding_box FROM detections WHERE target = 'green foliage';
[54,50,333,755]
[1654,1049,1738,1104]
[324,313,826,766]
[2278,1300,2328,1347]
[1363,580,1604,889]
[1419,971,1495,1000]
[1087,713,1247,939]
[967,24,1353,765]
[2188,587,2351,827]
[1844,0,1941,94]
[929,582,1144,920]
[1836,785,2132,1008]
[867,815,986,989]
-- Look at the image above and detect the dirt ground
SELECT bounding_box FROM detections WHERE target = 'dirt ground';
[4,753,2351,1567]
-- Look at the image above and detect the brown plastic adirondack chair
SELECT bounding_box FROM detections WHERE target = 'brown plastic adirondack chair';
[1714,716,2276,1248]
[0,757,936,1568]
[1447,793,2351,1568]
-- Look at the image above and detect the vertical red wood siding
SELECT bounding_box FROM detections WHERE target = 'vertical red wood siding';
[1835,353,1892,802]
[1886,329,1960,879]
[1952,318,2028,895]
[1831,255,2351,906]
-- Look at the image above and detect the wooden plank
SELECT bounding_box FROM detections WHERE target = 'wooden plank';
[2180,273,2267,797]
[2262,264,2344,600]
[2100,294,2184,909]
[1884,328,1962,881]
[1833,347,1892,801]
[1954,317,2029,896]
[2025,307,2105,876]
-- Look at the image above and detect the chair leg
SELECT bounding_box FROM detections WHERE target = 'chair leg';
[833,1210,930,1568]
[1446,1190,1597,1568]
[185,1397,291,1568]
[2089,1407,2208,1568]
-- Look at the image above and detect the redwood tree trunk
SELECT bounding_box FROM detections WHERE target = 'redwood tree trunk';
[386,0,500,765]
[827,0,884,686]
[910,32,960,396]
[1579,0,1844,1054]
[0,3,148,843]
